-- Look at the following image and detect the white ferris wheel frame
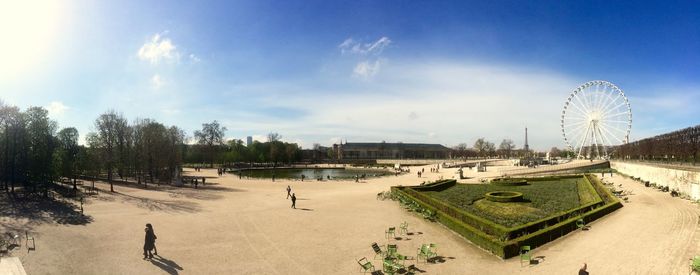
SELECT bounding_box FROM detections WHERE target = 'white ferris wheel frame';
[561,80,632,159]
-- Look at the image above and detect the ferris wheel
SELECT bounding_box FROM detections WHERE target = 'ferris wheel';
[561,80,632,159]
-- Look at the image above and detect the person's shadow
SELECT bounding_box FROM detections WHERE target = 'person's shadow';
[150,255,184,275]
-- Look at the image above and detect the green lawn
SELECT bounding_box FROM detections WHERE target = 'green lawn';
[423,177,592,227]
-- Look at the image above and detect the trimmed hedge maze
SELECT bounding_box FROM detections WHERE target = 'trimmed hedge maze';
[391,174,622,258]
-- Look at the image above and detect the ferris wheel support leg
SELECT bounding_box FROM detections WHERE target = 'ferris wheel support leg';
[577,123,592,159]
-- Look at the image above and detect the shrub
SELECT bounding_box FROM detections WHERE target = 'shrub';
[484,191,524,202]
[391,174,622,259]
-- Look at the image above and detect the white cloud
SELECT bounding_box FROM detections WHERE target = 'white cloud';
[138,33,180,65]
[339,36,392,55]
[234,60,583,150]
[189,54,201,63]
[340,37,392,79]
[46,101,69,116]
[353,60,382,79]
[151,74,165,89]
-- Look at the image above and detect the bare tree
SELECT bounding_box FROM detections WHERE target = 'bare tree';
[498,139,516,158]
[94,110,123,192]
[549,147,562,158]
[194,120,227,167]
[473,138,494,157]
[267,132,282,142]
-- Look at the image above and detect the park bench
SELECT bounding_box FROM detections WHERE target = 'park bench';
[26,231,35,252]
[82,184,98,195]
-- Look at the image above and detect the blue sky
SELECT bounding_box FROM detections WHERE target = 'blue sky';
[1,1,699,150]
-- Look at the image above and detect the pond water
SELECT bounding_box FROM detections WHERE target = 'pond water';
[232,168,394,179]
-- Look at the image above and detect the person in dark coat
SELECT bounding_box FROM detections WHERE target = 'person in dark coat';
[291,193,296,209]
[143,223,156,259]
[150,224,158,255]
[578,263,589,275]
[286,185,291,199]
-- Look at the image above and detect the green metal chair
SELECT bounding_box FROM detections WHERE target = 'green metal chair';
[371,242,386,259]
[423,209,437,221]
[520,246,532,266]
[399,221,408,235]
[417,244,437,263]
[387,244,398,257]
[383,258,399,275]
[386,227,396,240]
[576,219,586,230]
[691,256,700,274]
[429,243,438,255]
[357,257,375,273]
[390,254,408,270]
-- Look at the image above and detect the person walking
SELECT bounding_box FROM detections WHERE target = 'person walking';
[151,224,158,255]
[143,223,157,259]
[286,185,292,199]
[291,193,297,209]
[578,263,589,275]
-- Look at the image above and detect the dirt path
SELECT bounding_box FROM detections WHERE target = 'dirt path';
[1,167,698,274]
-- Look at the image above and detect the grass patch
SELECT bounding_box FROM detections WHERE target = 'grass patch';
[391,174,622,258]
[423,177,588,227]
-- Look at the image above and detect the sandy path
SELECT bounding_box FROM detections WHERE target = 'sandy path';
[1,166,698,274]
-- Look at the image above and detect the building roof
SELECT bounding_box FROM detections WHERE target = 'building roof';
[340,142,450,151]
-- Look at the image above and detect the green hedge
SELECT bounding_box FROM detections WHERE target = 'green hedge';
[490,178,529,186]
[391,174,623,258]
[484,191,524,202]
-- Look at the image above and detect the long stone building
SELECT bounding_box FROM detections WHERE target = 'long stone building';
[332,142,451,160]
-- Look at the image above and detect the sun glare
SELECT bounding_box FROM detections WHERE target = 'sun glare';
[0,1,66,78]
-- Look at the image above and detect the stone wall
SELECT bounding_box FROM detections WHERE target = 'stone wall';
[611,161,700,200]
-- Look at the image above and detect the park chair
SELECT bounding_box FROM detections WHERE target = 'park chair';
[371,242,386,259]
[520,246,532,266]
[691,256,700,274]
[576,219,588,230]
[423,209,436,221]
[417,244,437,263]
[26,231,35,251]
[6,232,20,247]
[382,258,399,275]
[429,243,438,255]
[387,244,398,257]
[394,253,410,267]
[0,239,7,256]
[406,202,417,212]
[356,257,375,273]
[399,222,408,235]
[386,227,396,240]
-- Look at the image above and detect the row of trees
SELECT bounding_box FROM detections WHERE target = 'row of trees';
[0,102,186,195]
[184,130,302,166]
[86,112,186,192]
[613,124,700,164]
[452,138,520,158]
